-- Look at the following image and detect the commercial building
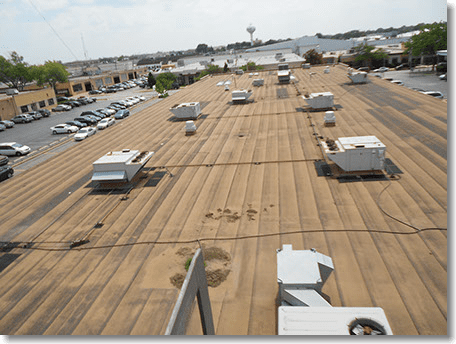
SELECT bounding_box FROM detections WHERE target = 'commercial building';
[55,67,148,96]
[0,87,57,120]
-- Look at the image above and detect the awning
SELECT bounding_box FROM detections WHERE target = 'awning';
[92,171,127,182]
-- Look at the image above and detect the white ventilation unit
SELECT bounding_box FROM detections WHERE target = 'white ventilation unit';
[321,136,386,172]
[348,68,368,84]
[184,120,197,135]
[303,92,334,109]
[277,245,393,335]
[278,70,291,84]
[92,150,154,183]
[232,89,252,103]
[324,111,336,126]
[169,102,201,120]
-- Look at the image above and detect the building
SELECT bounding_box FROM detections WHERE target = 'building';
[55,67,148,96]
[0,87,57,120]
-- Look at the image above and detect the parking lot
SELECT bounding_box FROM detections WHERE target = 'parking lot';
[380,69,448,98]
[0,86,166,171]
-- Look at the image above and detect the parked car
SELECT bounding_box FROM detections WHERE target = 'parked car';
[439,74,447,81]
[50,124,79,134]
[38,109,51,117]
[0,120,14,128]
[28,111,43,120]
[0,165,14,182]
[52,104,71,112]
[420,91,444,99]
[97,117,115,130]
[390,80,404,86]
[83,114,102,122]
[395,64,409,70]
[81,110,105,118]
[11,114,32,123]
[74,127,97,141]
[0,155,8,166]
[114,109,130,119]
[0,124,5,132]
[65,120,87,128]
[89,90,102,94]
[23,114,36,121]
[74,116,96,125]
[374,67,389,73]
[0,142,31,156]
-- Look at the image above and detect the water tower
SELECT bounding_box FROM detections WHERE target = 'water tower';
[247,24,256,46]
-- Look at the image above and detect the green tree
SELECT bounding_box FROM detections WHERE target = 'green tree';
[240,62,264,71]
[354,44,388,69]
[34,61,70,93]
[147,72,156,88]
[404,22,447,66]
[0,52,34,90]
[155,72,176,95]
[304,49,323,65]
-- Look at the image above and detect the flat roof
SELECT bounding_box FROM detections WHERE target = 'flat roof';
[0,65,447,335]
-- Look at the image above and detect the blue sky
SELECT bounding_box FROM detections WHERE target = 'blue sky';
[0,0,449,65]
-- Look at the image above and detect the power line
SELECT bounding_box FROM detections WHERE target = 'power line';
[26,0,80,61]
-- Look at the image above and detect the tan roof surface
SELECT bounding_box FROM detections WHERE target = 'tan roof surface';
[0,65,447,335]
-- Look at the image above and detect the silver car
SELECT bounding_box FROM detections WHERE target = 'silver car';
[50,124,79,134]
[0,142,31,156]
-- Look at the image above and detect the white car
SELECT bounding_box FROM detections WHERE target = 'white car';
[74,127,97,141]
[390,80,404,86]
[0,142,31,156]
[97,118,115,130]
[420,91,444,99]
[374,67,389,73]
[52,104,71,112]
[51,124,79,134]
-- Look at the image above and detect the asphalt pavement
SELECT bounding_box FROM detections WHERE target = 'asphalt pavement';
[0,86,163,168]
[377,69,448,98]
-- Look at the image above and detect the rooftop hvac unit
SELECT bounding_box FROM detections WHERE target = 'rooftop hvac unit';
[184,120,197,135]
[169,102,201,120]
[92,150,154,183]
[252,79,264,86]
[278,70,291,84]
[278,307,393,335]
[321,136,386,172]
[276,245,393,335]
[324,111,336,126]
[348,72,368,84]
[232,89,252,103]
[302,63,311,69]
[302,92,334,109]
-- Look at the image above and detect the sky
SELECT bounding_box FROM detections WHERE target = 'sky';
[0,0,449,65]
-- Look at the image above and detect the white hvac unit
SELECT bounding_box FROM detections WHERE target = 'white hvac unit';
[169,102,201,120]
[324,111,336,126]
[303,92,334,109]
[276,245,393,335]
[92,149,154,183]
[278,307,393,335]
[184,120,197,135]
[324,67,330,74]
[278,70,291,84]
[232,89,252,103]
[321,136,386,172]
[302,63,311,69]
[348,72,368,84]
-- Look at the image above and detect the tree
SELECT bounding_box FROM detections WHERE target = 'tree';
[147,72,156,88]
[404,22,447,66]
[34,61,70,93]
[155,72,176,95]
[304,49,323,65]
[196,44,209,54]
[354,44,388,69]
[0,52,34,91]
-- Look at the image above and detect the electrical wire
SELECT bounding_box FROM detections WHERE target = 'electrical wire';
[26,0,80,61]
